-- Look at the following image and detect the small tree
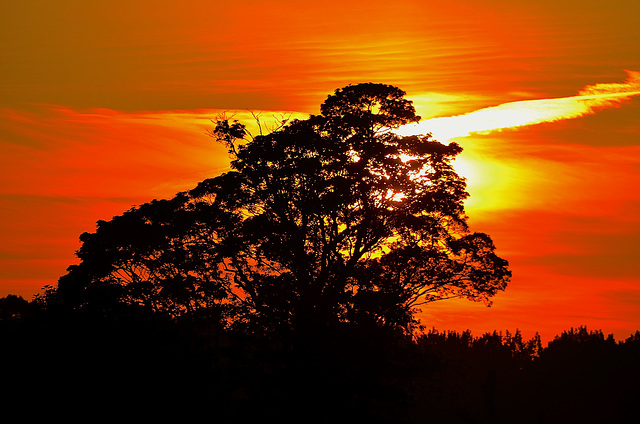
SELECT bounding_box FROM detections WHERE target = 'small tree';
[0,294,32,320]
[51,83,510,334]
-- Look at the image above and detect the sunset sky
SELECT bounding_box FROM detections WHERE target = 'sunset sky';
[2,0,639,342]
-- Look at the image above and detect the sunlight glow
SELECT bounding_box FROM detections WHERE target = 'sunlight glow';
[450,156,475,183]
[393,71,640,214]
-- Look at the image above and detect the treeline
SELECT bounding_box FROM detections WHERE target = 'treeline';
[2,294,638,423]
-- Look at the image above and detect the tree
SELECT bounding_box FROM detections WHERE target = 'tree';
[0,294,32,321]
[49,83,510,335]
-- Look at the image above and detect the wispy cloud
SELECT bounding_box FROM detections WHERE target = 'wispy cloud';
[0,106,308,199]
[398,71,640,141]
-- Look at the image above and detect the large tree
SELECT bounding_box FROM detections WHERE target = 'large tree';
[50,83,510,334]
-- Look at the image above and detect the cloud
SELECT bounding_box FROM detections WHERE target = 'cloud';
[397,70,640,141]
[578,70,640,96]
[0,106,308,199]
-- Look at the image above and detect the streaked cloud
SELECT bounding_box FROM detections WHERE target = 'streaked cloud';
[398,71,640,141]
[0,106,307,199]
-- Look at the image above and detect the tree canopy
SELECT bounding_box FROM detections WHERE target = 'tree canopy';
[48,83,510,335]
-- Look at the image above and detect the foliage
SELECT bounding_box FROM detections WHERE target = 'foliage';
[0,294,32,320]
[4,302,638,423]
[45,83,510,335]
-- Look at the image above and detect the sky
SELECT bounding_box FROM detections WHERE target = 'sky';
[1,0,639,342]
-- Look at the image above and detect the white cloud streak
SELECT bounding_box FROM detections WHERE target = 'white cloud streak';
[398,70,640,141]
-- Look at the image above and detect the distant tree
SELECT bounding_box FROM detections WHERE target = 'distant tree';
[624,330,640,345]
[0,294,32,320]
[47,83,510,335]
[546,326,617,355]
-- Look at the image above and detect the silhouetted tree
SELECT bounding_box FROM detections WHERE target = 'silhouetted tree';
[0,294,32,320]
[47,83,510,337]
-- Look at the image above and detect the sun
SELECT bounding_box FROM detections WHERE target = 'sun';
[451,155,477,183]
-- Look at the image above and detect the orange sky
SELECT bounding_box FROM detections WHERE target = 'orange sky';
[2,0,640,342]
